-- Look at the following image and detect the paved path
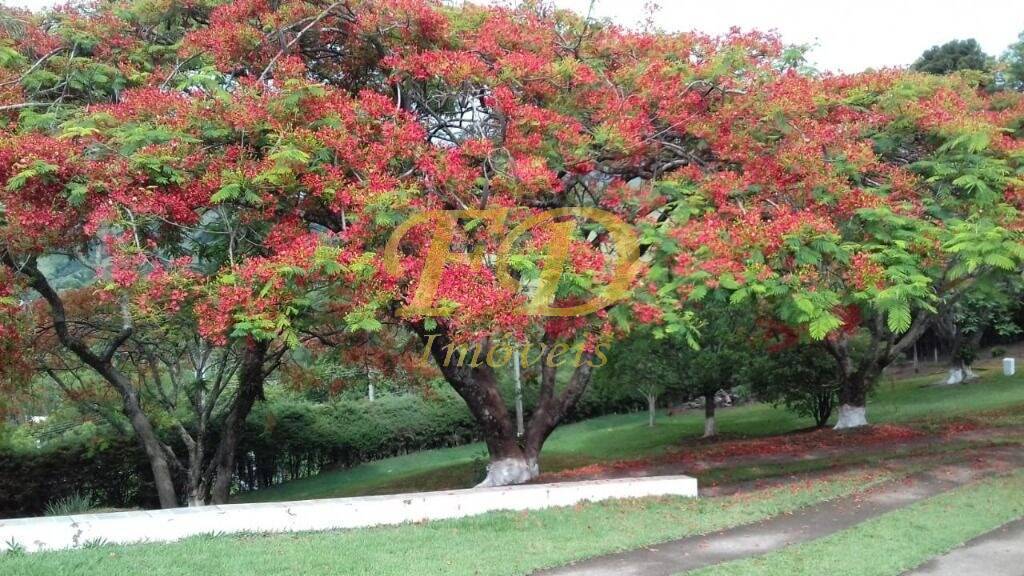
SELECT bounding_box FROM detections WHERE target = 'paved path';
[903,518,1024,576]
[535,461,1015,576]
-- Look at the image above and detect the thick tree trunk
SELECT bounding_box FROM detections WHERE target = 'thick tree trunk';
[835,372,870,430]
[477,437,537,487]
[209,339,268,504]
[834,403,868,429]
[703,392,717,438]
[943,360,979,386]
[417,330,594,487]
[942,329,983,386]
[827,312,933,431]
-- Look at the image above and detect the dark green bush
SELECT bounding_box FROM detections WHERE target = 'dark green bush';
[0,437,156,518]
[2,375,645,511]
[235,388,479,489]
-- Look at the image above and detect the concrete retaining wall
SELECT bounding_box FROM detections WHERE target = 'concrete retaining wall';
[0,475,697,553]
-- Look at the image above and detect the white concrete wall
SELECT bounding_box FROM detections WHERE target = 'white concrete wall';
[0,475,697,553]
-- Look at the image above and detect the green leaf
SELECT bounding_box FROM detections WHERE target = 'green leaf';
[65,182,88,206]
[793,295,816,316]
[886,300,912,333]
[809,313,842,340]
[6,160,58,191]
[211,182,241,204]
[719,273,740,290]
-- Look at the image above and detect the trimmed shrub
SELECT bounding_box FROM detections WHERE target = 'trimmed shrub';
[235,389,479,489]
[0,437,156,518]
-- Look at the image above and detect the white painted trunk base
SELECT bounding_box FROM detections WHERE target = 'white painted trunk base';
[834,404,868,430]
[943,366,979,386]
[476,457,539,487]
[703,416,717,438]
[0,475,699,553]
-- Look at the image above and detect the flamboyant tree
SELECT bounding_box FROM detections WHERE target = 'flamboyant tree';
[1,0,1022,495]
[0,2,363,505]
[646,69,1024,427]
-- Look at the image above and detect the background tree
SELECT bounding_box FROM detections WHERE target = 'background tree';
[935,280,1022,385]
[750,342,841,428]
[644,67,1024,429]
[594,330,688,427]
[665,302,761,438]
[912,39,991,74]
[999,32,1024,91]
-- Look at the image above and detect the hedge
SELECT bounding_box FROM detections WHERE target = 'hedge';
[0,438,157,518]
[0,378,644,513]
[236,389,480,489]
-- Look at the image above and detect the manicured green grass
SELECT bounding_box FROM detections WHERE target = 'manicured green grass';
[867,369,1024,427]
[682,469,1024,576]
[234,400,814,503]
[238,371,1024,503]
[0,471,892,576]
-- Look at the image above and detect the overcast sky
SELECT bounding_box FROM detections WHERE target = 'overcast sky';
[5,0,1024,72]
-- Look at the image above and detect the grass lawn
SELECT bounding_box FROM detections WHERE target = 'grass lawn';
[682,468,1024,576]
[237,370,1024,503]
[0,471,892,576]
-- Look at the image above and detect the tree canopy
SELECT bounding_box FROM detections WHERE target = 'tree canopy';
[0,0,1022,489]
[912,38,990,75]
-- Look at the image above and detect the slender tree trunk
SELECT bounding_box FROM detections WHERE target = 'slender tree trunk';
[703,392,717,438]
[209,339,268,504]
[814,391,834,428]
[10,256,181,507]
[120,387,178,508]
[647,392,657,427]
[176,424,208,507]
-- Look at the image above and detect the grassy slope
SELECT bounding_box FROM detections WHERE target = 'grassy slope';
[0,472,891,576]
[238,369,1024,503]
[683,469,1024,576]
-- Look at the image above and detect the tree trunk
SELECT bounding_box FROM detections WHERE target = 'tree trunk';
[417,329,594,487]
[176,423,208,507]
[647,392,657,427]
[835,372,869,430]
[209,339,268,504]
[703,392,717,438]
[834,403,868,429]
[814,391,834,428]
[121,388,179,508]
[942,329,983,386]
[478,436,537,488]
[11,256,181,508]
[943,359,979,386]
[827,312,933,431]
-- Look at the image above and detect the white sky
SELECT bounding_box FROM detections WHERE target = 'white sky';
[4,0,1024,72]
